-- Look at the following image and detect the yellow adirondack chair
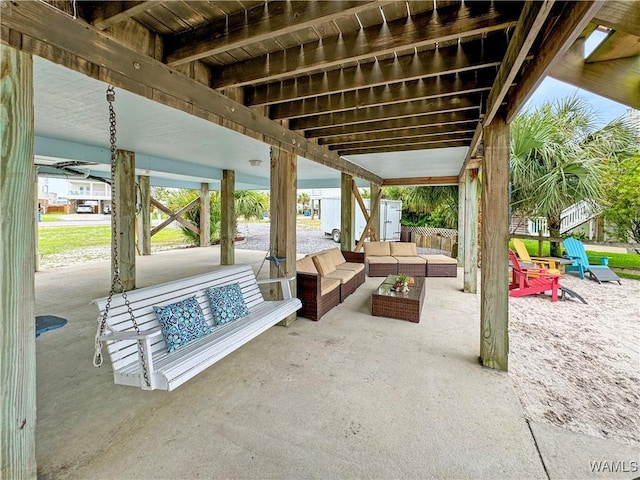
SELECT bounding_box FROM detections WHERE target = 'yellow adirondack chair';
[513,239,561,275]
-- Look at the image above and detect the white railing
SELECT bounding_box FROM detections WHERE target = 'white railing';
[527,200,600,236]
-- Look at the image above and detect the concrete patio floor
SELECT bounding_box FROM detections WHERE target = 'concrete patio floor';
[34,246,637,479]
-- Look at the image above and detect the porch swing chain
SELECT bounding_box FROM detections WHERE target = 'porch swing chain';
[93,85,151,389]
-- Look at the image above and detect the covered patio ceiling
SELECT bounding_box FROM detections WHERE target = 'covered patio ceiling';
[3,0,639,190]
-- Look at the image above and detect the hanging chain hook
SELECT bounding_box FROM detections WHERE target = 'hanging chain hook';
[93,86,150,388]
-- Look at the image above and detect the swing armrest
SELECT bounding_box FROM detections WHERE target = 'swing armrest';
[100,328,163,342]
[257,276,296,300]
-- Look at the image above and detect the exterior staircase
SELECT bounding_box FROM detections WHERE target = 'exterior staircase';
[526,200,600,236]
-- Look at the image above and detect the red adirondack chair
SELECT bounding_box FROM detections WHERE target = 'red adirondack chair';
[509,250,561,302]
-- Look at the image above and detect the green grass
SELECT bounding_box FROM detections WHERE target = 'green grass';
[39,226,187,255]
[510,238,640,280]
[39,213,65,222]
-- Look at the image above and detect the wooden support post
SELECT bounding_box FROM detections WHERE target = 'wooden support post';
[370,182,381,241]
[1,44,37,479]
[221,171,235,265]
[464,169,479,294]
[270,146,297,326]
[137,175,151,255]
[113,149,136,291]
[457,175,466,267]
[200,182,211,248]
[340,173,355,251]
[481,112,510,371]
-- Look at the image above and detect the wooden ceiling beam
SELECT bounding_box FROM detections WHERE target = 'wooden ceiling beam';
[340,140,470,156]
[586,31,640,62]
[165,1,386,67]
[484,0,555,126]
[292,94,480,131]
[270,72,494,120]
[550,39,640,109]
[0,0,382,184]
[247,37,507,106]
[593,1,640,37]
[329,132,474,151]
[382,176,460,186]
[211,2,521,88]
[305,111,480,139]
[318,122,479,146]
[506,1,603,123]
[91,1,163,30]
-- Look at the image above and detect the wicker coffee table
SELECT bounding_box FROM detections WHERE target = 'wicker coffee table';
[371,275,425,323]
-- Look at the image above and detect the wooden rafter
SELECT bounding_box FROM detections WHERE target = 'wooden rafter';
[320,123,478,147]
[270,72,495,121]
[305,111,480,139]
[332,134,474,152]
[382,176,459,186]
[247,37,509,106]
[550,39,640,109]
[292,95,480,131]
[341,140,470,156]
[593,0,640,37]
[211,3,521,88]
[91,1,163,30]
[165,1,387,66]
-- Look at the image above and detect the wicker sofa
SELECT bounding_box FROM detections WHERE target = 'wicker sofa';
[295,256,341,321]
[295,248,365,321]
[363,241,426,277]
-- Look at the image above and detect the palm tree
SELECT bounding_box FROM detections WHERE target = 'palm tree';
[510,95,637,256]
[297,192,310,214]
[403,186,458,228]
[235,190,269,235]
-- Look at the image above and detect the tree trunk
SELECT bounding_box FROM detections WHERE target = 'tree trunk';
[548,214,562,257]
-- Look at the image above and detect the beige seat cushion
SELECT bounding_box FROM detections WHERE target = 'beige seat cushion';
[336,262,365,273]
[390,242,418,256]
[395,256,426,264]
[364,241,391,256]
[421,254,457,265]
[312,251,337,276]
[296,255,318,274]
[366,256,397,264]
[320,277,341,296]
[326,248,347,267]
[324,269,355,284]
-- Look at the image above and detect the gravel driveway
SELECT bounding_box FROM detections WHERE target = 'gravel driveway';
[236,222,448,256]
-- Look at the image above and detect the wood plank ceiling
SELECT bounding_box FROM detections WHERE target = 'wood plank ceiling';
[117,0,524,157]
[2,1,635,184]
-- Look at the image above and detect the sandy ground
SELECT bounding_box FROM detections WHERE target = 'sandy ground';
[508,273,640,446]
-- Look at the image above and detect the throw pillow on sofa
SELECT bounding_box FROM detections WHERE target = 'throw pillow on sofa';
[206,283,250,326]
[153,296,211,353]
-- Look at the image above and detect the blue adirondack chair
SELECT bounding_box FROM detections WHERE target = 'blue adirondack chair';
[562,237,621,284]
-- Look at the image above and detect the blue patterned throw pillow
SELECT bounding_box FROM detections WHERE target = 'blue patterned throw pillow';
[206,283,250,326]
[153,296,211,353]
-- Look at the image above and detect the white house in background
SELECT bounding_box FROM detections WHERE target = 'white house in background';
[67,179,112,213]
